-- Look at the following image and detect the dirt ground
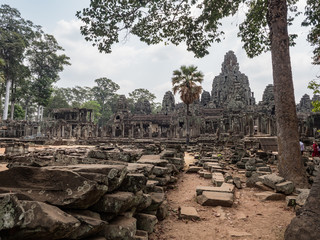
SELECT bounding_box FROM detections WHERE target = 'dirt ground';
[149,153,295,240]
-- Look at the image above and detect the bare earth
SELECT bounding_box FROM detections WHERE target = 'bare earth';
[150,153,295,240]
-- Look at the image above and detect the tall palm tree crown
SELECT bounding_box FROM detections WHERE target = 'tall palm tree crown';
[172,65,203,144]
[172,65,204,105]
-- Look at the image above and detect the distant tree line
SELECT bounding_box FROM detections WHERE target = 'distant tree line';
[0,4,161,125]
[46,79,161,126]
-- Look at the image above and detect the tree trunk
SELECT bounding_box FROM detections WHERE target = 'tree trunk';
[2,79,11,121]
[186,104,190,145]
[37,104,41,122]
[267,0,308,187]
[284,171,320,239]
[10,99,15,120]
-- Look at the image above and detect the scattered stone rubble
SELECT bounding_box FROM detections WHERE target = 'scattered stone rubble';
[0,144,185,240]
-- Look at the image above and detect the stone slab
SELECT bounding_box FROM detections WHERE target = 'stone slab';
[197,191,234,207]
[179,207,200,220]
[196,183,235,196]
[254,191,286,201]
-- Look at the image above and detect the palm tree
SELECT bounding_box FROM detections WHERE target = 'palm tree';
[172,65,203,144]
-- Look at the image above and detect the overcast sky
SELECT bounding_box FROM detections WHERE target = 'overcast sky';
[2,0,319,104]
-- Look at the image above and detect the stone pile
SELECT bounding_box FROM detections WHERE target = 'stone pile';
[185,153,236,208]
[0,148,185,239]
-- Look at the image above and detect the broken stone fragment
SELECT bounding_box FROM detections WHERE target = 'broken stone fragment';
[134,230,148,240]
[0,166,107,209]
[103,216,136,240]
[275,181,295,195]
[262,173,285,189]
[144,192,165,211]
[186,166,202,173]
[4,200,81,240]
[119,173,147,193]
[179,206,200,221]
[126,163,154,177]
[254,191,286,201]
[152,166,171,176]
[197,191,234,207]
[66,210,107,239]
[196,183,235,196]
[135,213,158,234]
[90,191,137,215]
[156,200,169,221]
[0,193,24,231]
[212,172,225,187]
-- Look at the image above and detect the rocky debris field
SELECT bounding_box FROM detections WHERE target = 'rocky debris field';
[0,143,318,240]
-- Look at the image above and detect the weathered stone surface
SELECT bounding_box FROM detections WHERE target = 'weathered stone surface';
[134,230,148,240]
[119,174,147,193]
[149,175,171,186]
[186,166,202,173]
[179,207,200,220]
[153,166,171,176]
[255,181,273,191]
[127,163,154,177]
[296,189,310,206]
[135,213,158,233]
[197,191,234,207]
[254,191,286,201]
[0,193,24,230]
[196,183,235,196]
[275,181,295,195]
[136,193,152,212]
[156,200,169,221]
[46,164,127,191]
[103,216,136,240]
[4,200,81,240]
[262,173,285,189]
[144,192,165,211]
[233,177,242,189]
[0,166,107,209]
[137,156,168,167]
[67,210,107,239]
[212,172,225,187]
[90,191,137,214]
[166,157,185,170]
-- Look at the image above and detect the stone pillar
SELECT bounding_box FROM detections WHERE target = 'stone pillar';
[61,125,65,138]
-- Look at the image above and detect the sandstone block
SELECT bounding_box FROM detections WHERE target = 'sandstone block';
[135,213,158,234]
[212,172,225,187]
[197,191,234,207]
[119,173,147,193]
[103,216,136,240]
[275,181,295,195]
[254,191,286,201]
[196,183,235,196]
[262,173,285,189]
[179,207,200,221]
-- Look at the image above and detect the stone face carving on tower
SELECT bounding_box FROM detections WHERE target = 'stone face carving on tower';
[297,94,312,113]
[161,91,175,113]
[211,51,255,111]
[135,99,152,114]
[117,95,129,111]
[200,90,211,107]
[259,84,275,114]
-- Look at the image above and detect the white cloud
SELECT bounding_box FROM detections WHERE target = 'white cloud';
[51,7,319,106]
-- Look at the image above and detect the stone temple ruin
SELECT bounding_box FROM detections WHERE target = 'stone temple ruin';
[0,50,318,142]
[0,50,319,239]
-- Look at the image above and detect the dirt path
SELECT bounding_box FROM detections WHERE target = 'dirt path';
[150,153,295,240]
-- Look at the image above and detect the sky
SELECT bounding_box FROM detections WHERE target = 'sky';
[1,0,319,104]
